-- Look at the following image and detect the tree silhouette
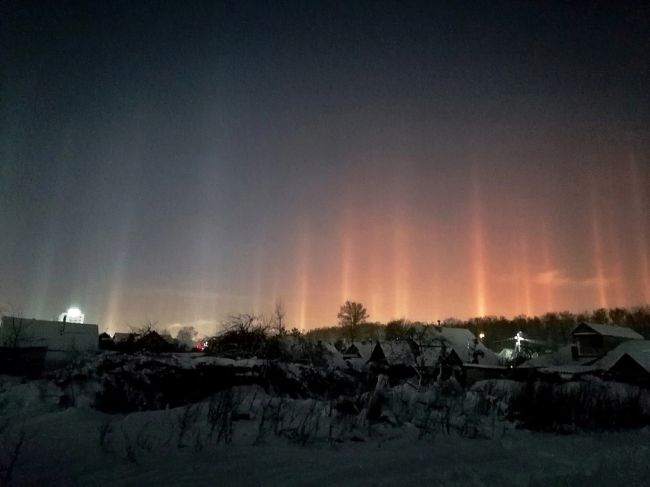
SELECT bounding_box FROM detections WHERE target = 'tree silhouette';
[337,301,369,341]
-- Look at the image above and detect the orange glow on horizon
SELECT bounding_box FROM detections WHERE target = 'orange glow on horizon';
[294,220,310,331]
[93,157,650,333]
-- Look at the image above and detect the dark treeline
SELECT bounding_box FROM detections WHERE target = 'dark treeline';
[305,305,650,351]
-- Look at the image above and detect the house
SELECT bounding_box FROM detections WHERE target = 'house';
[112,332,139,351]
[342,341,375,361]
[319,342,347,368]
[98,332,115,350]
[376,341,416,367]
[571,323,643,359]
[520,336,650,383]
[137,330,176,352]
[407,339,462,368]
[407,326,500,366]
[592,340,650,384]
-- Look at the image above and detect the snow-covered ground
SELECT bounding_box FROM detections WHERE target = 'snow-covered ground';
[1,374,649,486]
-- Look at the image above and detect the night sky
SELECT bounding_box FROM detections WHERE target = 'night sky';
[2,1,649,334]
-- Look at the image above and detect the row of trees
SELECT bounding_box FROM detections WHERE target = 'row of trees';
[306,304,650,351]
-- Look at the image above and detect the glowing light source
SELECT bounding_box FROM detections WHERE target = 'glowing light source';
[59,307,84,324]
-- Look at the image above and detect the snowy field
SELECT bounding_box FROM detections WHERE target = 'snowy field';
[2,375,649,487]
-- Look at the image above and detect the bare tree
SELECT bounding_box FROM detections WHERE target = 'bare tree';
[208,314,270,356]
[337,301,369,341]
[0,316,33,349]
[129,320,159,337]
[337,301,368,327]
[273,300,286,335]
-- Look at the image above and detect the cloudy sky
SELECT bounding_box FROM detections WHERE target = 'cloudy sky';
[2,1,649,334]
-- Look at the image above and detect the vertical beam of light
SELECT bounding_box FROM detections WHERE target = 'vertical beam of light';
[512,252,522,315]
[28,240,55,320]
[339,210,352,304]
[428,222,441,321]
[471,171,487,317]
[193,230,214,325]
[294,220,310,331]
[103,217,131,334]
[102,125,143,333]
[604,209,626,307]
[540,219,555,313]
[630,154,650,303]
[519,235,532,316]
[367,223,384,321]
[251,245,264,315]
[589,181,608,308]
[392,218,409,319]
[269,266,280,310]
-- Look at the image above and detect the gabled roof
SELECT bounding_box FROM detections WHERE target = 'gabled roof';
[415,326,500,365]
[611,353,650,375]
[591,340,650,371]
[342,341,375,360]
[522,345,593,368]
[413,345,452,367]
[113,332,138,343]
[379,341,416,366]
[319,342,347,368]
[571,323,643,340]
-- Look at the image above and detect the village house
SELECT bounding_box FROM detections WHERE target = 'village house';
[592,339,650,385]
[571,323,643,359]
[521,326,648,383]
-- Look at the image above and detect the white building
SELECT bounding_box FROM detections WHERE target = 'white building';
[0,316,98,366]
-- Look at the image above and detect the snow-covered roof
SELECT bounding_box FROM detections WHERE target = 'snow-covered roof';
[414,345,452,367]
[572,323,643,340]
[592,340,650,371]
[538,364,601,376]
[343,341,375,360]
[379,341,416,366]
[521,345,593,368]
[401,326,501,366]
[113,332,137,343]
[429,327,500,365]
[319,342,347,368]
[617,352,650,373]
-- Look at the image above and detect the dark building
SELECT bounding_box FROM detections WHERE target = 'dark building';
[571,323,643,359]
